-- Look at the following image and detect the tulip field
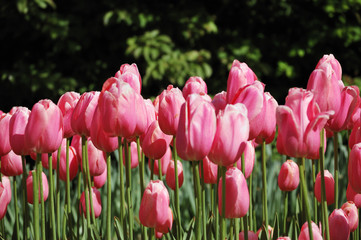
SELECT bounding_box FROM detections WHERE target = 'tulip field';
[1,54,361,240]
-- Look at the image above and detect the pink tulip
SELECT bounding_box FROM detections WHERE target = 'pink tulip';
[316,54,342,80]
[1,176,11,205]
[144,99,158,130]
[226,60,257,103]
[0,113,12,156]
[200,156,218,184]
[80,187,102,218]
[9,107,31,155]
[158,85,185,136]
[349,123,361,149]
[277,237,291,240]
[1,150,23,176]
[0,182,9,220]
[314,170,335,205]
[329,209,350,240]
[155,230,163,239]
[57,91,81,138]
[218,167,249,218]
[208,104,249,167]
[176,94,216,161]
[256,225,273,238]
[276,88,333,159]
[211,91,227,114]
[70,135,82,164]
[298,221,323,240]
[346,183,361,208]
[26,171,49,204]
[38,152,56,170]
[347,98,361,130]
[122,141,140,169]
[139,180,173,233]
[239,231,258,240]
[153,95,160,113]
[85,139,106,177]
[165,160,184,190]
[348,143,361,193]
[341,201,358,232]
[232,140,255,179]
[71,91,99,137]
[94,167,107,189]
[155,207,173,234]
[182,76,208,100]
[55,139,78,181]
[114,63,142,94]
[148,146,171,176]
[278,159,299,192]
[142,121,172,160]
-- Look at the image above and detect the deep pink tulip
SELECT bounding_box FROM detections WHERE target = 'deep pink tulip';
[298,221,323,240]
[158,85,185,136]
[165,160,184,190]
[278,159,299,192]
[347,99,361,130]
[232,140,255,179]
[218,167,249,218]
[144,99,158,130]
[153,95,160,113]
[85,139,106,177]
[316,54,342,80]
[329,209,350,240]
[37,152,56,170]
[71,91,99,137]
[26,171,49,204]
[182,76,208,100]
[25,99,63,154]
[155,207,173,234]
[276,88,333,159]
[226,60,257,103]
[176,94,216,161]
[349,123,361,149]
[139,180,173,233]
[122,141,140,169]
[70,135,82,164]
[341,201,358,232]
[80,187,102,218]
[208,104,249,167]
[346,183,361,208]
[1,150,23,176]
[0,113,12,156]
[314,170,335,205]
[0,182,8,220]
[94,167,107,189]
[256,225,273,238]
[348,143,361,193]
[200,156,218,184]
[148,146,171,176]
[155,230,163,239]
[90,106,118,153]
[57,91,81,138]
[55,140,78,181]
[9,107,31,155]
[2,176,11,205]
[211,91,227,114]
[142,121,172,160]
[239,231,258,240]
[114,63,142,94]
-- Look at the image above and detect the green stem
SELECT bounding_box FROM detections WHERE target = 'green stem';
[200,160,207,240]
[13,176,20,240]
[150,159,155,180]
[220,166,226,240]
[172,138,182,239]
[56,145,61,240]
[65,138,72,240]
[299,158,313,240]
[261,140,268,227]
[214,182,219,240]
[312,160,318,224]
[21,156,29,239]
[38,158,46,239]
[77,171,82,239]
[124,140,133,240]
[33,156,40,240]
[48,154,56,240]
[248,173,253,232]
[158,158,162,180]
[84,139,96,226]
[241,153,248,240]
[283,191,288,235]
[235,218,239,240]
[81,136,91,232]
[118,137,126,236]
[193,161,202,240]
[137,137,148,240]
[320,129,330,240]
[333,131,339,209]
[106,153,112,240]
[229,219,234,240]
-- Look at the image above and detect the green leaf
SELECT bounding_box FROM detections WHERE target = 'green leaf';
[114,217,124,240]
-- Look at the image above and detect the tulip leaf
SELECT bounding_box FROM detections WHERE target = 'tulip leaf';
[260,224,269,240]
[272,212,279,239]
[183,217,195,240]
[114,216,124,240]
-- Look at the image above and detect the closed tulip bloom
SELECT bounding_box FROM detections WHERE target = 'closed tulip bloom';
[70,135,82,164]
[144,99,158,130]
[155,207,173,234]
[26,171,49,204]
[200,156,218,184]
[2,176,11,205]
[239,231,258,240]
[25,99,63,153]
[348,143,361,193]
[0,113,12,156]
[80,187,102,218]
[276,88,333,159]
[148,146,171,176]
[278,159,299,192]
[71,91,99,137]
[255,92,278,144]
[182,76,208,100]
[347,97,361,130]
[232,140,255,179]
[1,150,23,176]
[211,91,227,114]
[226,60,257,103]
[176,94,216,161]
[142,121,172,160]
[57,91,80,138]
[86,139,106,177]
[314,170,335,205]
[122,141,140,169]
[298,221,323,240]
[341,201,358,232]
[94,167,107,189]
[55,140,78,181]
[329,209,350,240]
[158,85,185,136]
[166,160,184,190]
[115,63,142,94]
[349,123,361,149]
[9,107,31,155]
[346,183,361,208]
[218,167,249,218]
[208,104,249,167]
[316,54,342,80]
[38,152,56,170]
[0,182,8,220]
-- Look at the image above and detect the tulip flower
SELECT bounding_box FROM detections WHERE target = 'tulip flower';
[226,59,257,103]
[232,140,255,179]
[26,171,49,204]
[276,88,333,159]
[199,156,218,184]
[144,99,158,129]
[25,99,63,154]
[346,183,361,208]
[142,121,172,160]
[0,113,12,156]
[55,140,78,181]
[316,54,342,80]
[278,159,299,192]
[211,91,227,114]
[1,150,23,176]
[57,91,80,138]
[84,139,106,177]
[328,209,350,240]
[9,107,31,156]
[256,225,274,238]
[208,103,249,167]
[166,160,184,190]
[158,85,185,136]
[182,76,208,100]
[349,123,361,149]
[148,146,171,176]
[348,143,361,193]
[80,187,102,218]
[314,170,335,205]
[347,99,361,130]
[70,135,82,164]
[176,94,216,161]
[298,221,323,240]
[218,167,249,218]
[239,231,258,240]
[341,201,358,232]
[0,182,9,220]
[1,176,11,205]
[114,63,142,94]
[94,167,107,189]
[277,237,291,240]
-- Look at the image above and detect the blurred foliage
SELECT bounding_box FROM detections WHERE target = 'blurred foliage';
[1,0,361,111]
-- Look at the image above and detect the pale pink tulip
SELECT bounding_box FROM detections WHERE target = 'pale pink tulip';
[9,107,31,155]
[1,176,11,205]
[114,63,142,94]
[182,76,208,100]
[239,231,258,240]
[316,54,342,80]
[94,167,107,189]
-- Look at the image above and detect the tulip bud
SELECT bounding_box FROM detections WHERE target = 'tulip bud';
[166,160,184,190]
[148,146,171,176]
[200,156,218,184]
[115,63,142,94]
[9,107,31,156]
[278,159,299,192]
[0,182,9,220]
[329,209,350,240]
[348,143,361,193]
[182,76,208,100]
[232,140,255,179]
[211,91,227,115]
[316,54,342,80]
[314,170,335,205]
[298,221,323,240]
[341,201,358,232]
[79,187,102,218]
[57,91,80,138]
[26,171,49,204]
[239,231,258,240]
[1,150,23,176]
[142,121,172,160]
[346,183,361,208]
